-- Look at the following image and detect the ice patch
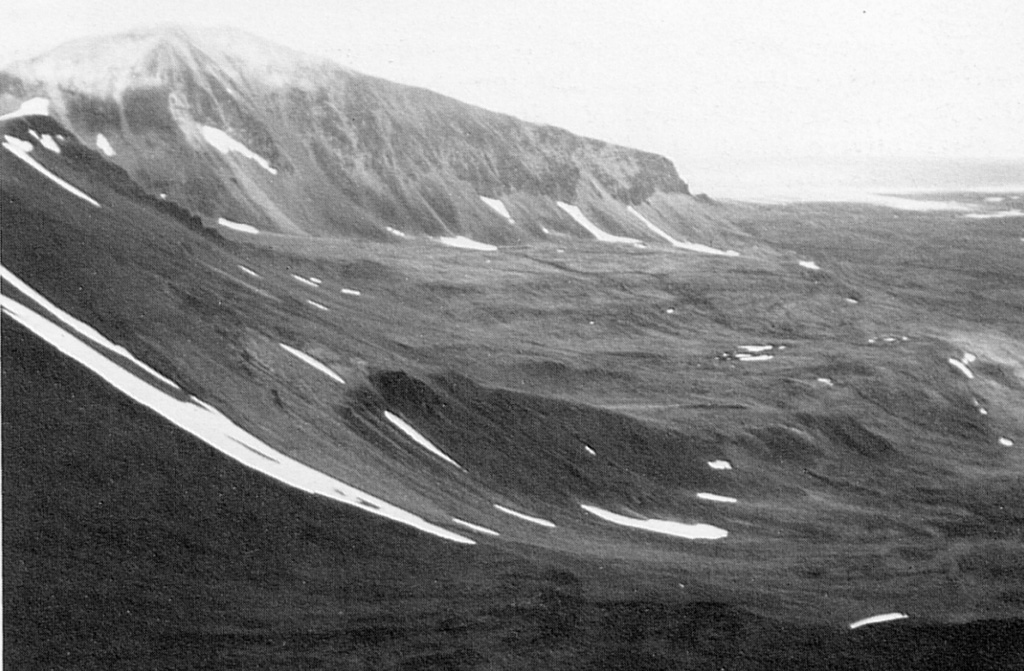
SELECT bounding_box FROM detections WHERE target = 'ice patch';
[738,345,773,353]
[217,217,259,234]
[200,125,277,175]
[3,135,100,207]
[40,134,60,153]
[964,210,1023,219]
[626,206,738,255]
[341,288,361,296]
[480,196,514,223]
[999,437,1014,447]
[306,300,329,311]
[798,260,821,270]
[707,460,732,470]
[438,236,498,251]
[493,504,556,528]
[817,377,835,386]
[736,354,774,362]
[948,358,975,379]
[0,292,472,545]
[849,613,909,629]
[291,274,318,287]
[278,343,345,384]
[580,504,728,540]
[237,265,261,278]
[451,518,500,536]
[384,411,463,469]
[697,492,738,503]
[95,133,116,157]
[386,227,407,238]
[557,202,640,244]
[0,97,50,121]
[1,264,178,389]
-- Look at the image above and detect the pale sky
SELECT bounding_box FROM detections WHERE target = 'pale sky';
[2,1,1022,194]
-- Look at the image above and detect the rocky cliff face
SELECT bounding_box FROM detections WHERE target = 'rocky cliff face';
[1,26,738,246]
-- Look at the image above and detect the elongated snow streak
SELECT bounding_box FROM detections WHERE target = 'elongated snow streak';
[341,288,361,296]
[0,264,179,389]
[200,125,277,174]
[557,202,639,243]
[626,206,739,255]
[493,504,556,528]
[736,354,774,362]
[237,265,261,278]
[0,295,472,545]
[439,236,498,251]
[817,378,835,386]
[278,343,345,384]
[962,352,977,364]
[386,227,407,238]
[96,133,116,156]
[309,277,322,285]
[707,460,732,470]
[848,613,908,629]
[480,196,515,223]
[697,492,738,503]
[3,135,100,207]
[217,217,259,234]
[580,504,727,540]
[0,97,50,120]
[948,358,975,379]
[40,134,60,153]
[999,437,1015,447]
[291,274,318,287]
[799,260,821,270]
[738,345,773,352]
[964,210,1023,219]
[451,518,500,536]
[306,300,329,311]
[584,445,597,456]
[383,411,463,469]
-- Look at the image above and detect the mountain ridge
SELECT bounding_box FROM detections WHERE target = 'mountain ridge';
[0,25,739,247]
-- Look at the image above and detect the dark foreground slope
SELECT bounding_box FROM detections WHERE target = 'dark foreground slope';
[0,25,736,247]
[4,115,1024,668]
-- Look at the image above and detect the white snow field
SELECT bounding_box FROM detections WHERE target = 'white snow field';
[383,411,464,469]
[480,196,515,224]
[0,290,473,546]
[493,504,556,528]
[200,125,278,174]
[40,134,61,153]
[439,236,498,251]
[217,217,260,234]
[580,505,728,540]
[278,343,346,384]
[96,133,116,156]
[3,134,101,207]
[626,206,739,255]
[557,202,640,244]
[0,97,50,120]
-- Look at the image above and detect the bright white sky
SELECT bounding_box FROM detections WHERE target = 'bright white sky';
[2,0,1021,193]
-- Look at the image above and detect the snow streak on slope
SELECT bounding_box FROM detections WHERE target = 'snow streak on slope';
[0,291,473,545]
[95,133,116,156]
[3,134,100,207]
[278,343,346,384]
[557,202,640,244]
[439,236,498,251]
[384,411,464,469]
[848,612,909,629]
[480,196,515,224]
[0,265,177,388]
[580,504,728,540]
[200,125,277,175]
[626,206,739,255]
[217,217,259,234]
[493,504,556,528]
[451,518,500,536]
[0,97,50,120]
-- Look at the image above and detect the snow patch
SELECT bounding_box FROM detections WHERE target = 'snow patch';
[0,291,472,545]
[998,437,1014,447]
[386,227,407,238]
[439,236,498,251]
[95,133,116,156]
[40,134,60,153]
[697,492,738,503]
[626,206,738,255]
[493,504,556,528]
[451,518,500,536]
[0,97,50,121]
[584,445,596,456]
[480,196,514,223]
[798,260,821,270]
[309,277,322,285]
[707,460,732,470]
[384,411,463,469]
[557,202,640,244]
[948,358,975,379]
[736,354,774,362]
[738,345,773,353]
[3,135,100,207]
[291,274,318,287]
[580,504,728,540]
[217,217,259,234]
[817,377,834,386]
[849,613,909,629]
[200,125,277,174]
[341,288,361,296]
[306,300,329,311]
[846,297,859,304]
[237,265,261,278]
[278,343,345,384]
[964,210,1023,219]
